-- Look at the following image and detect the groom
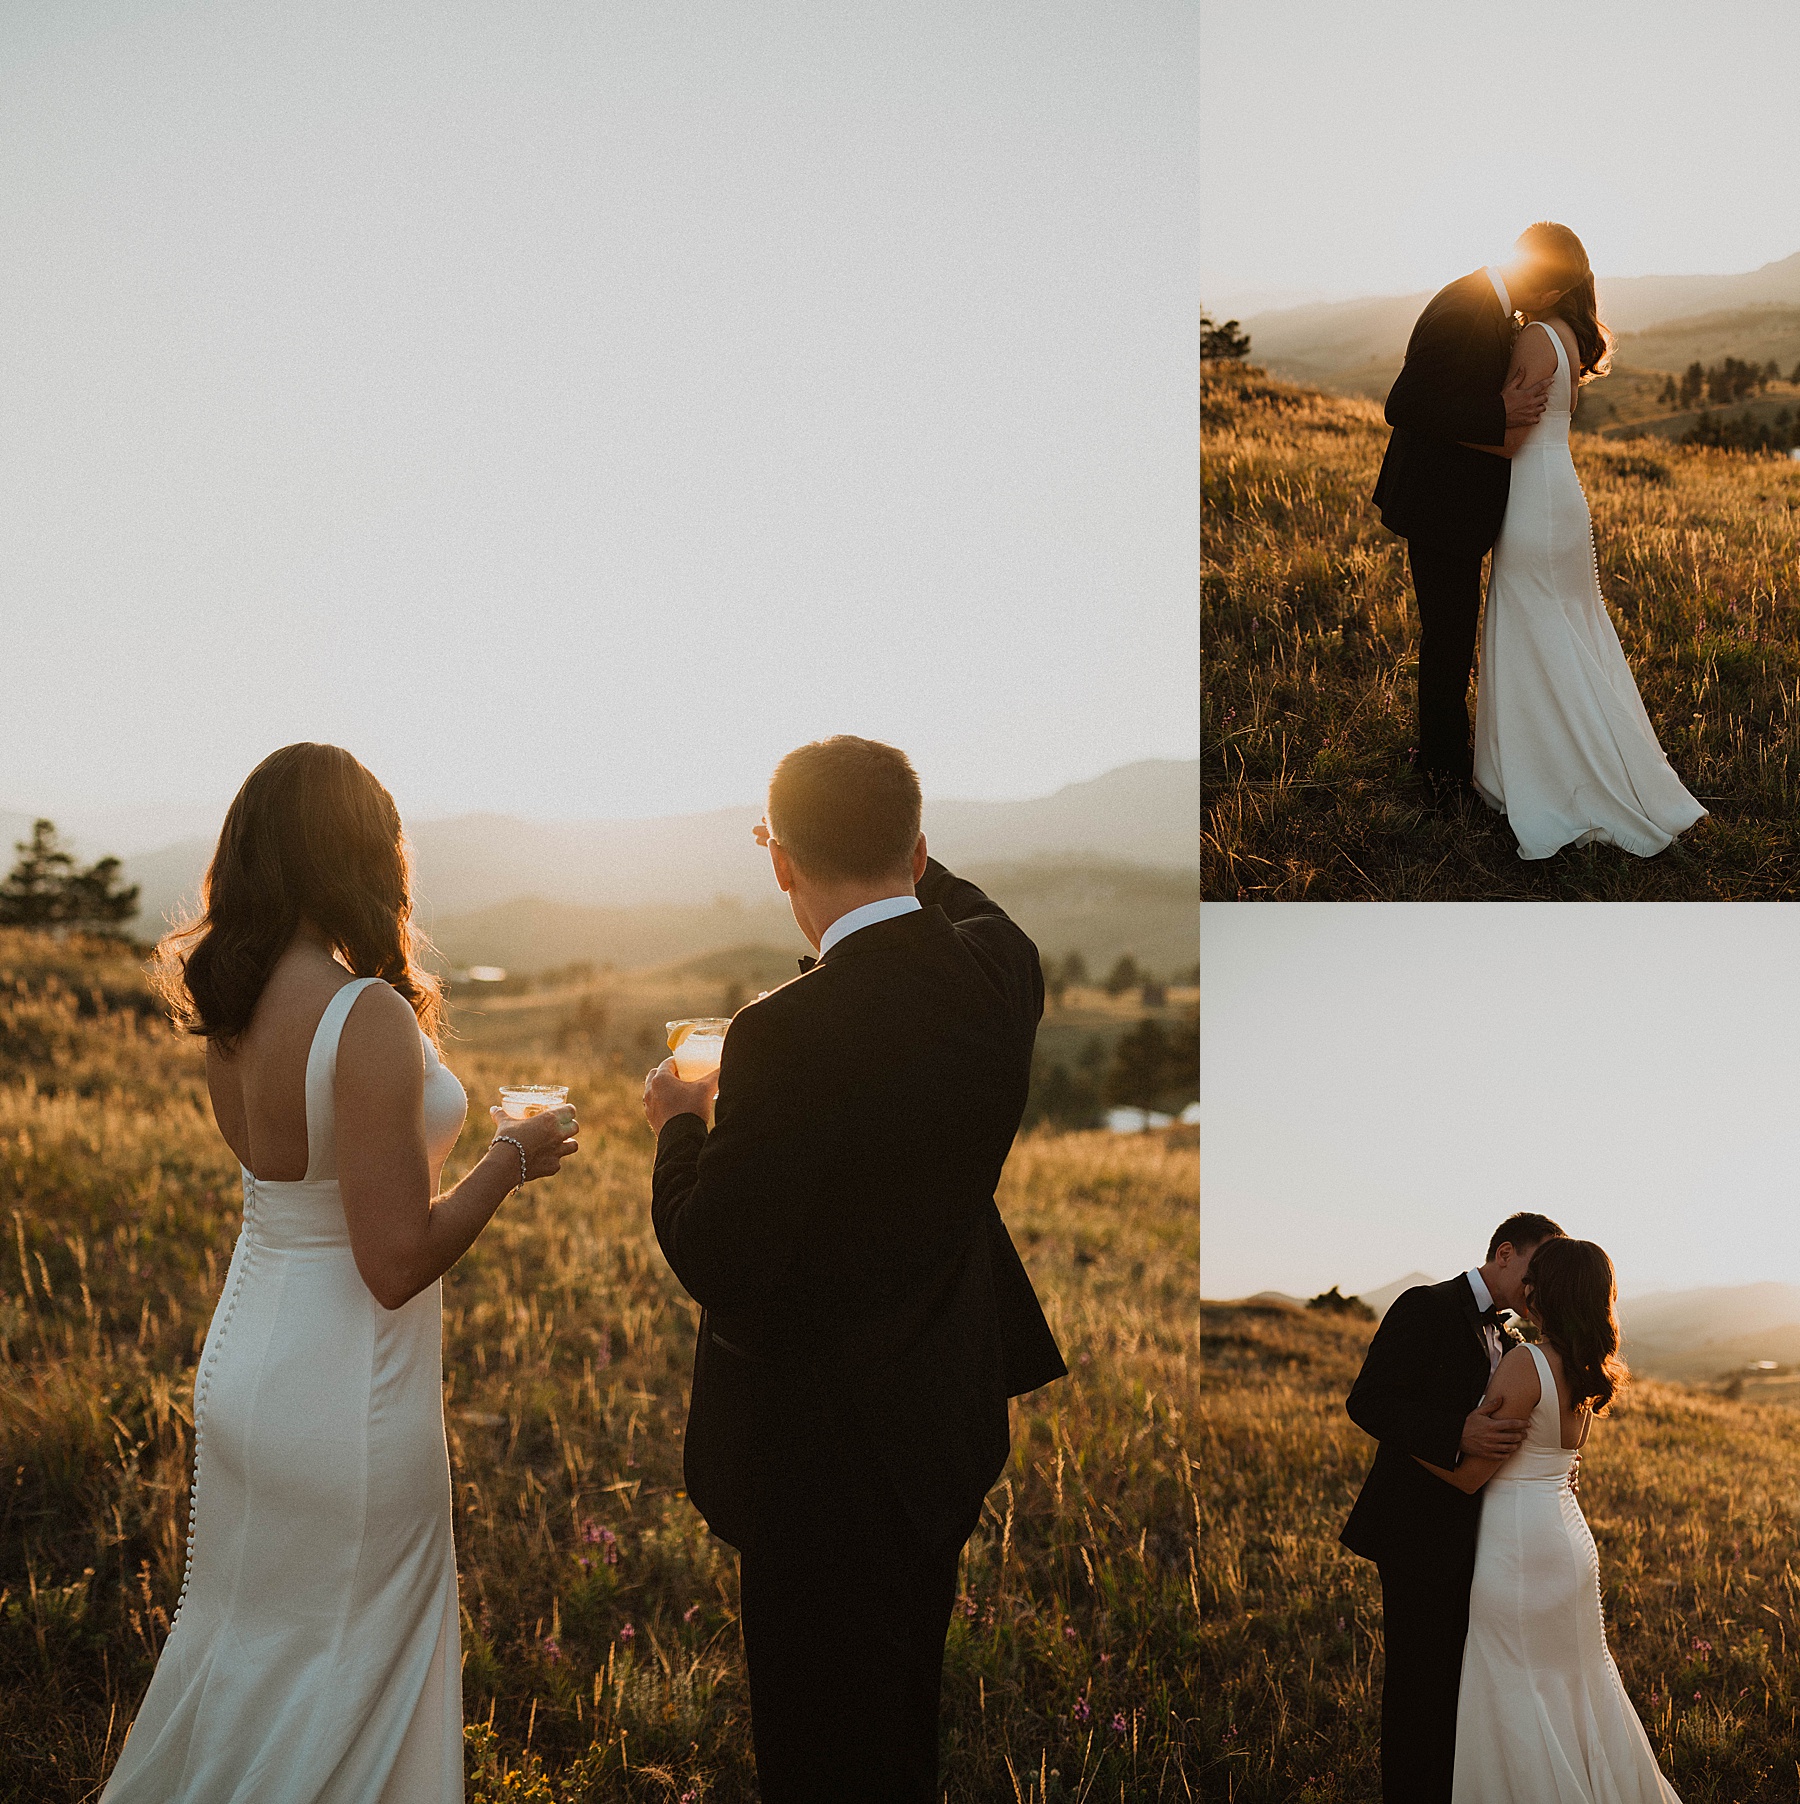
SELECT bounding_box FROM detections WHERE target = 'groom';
[1372,234,1573,793]
[1340,1211,1566,1803]
[642,734,1067,1802]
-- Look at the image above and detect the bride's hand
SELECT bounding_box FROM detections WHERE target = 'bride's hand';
[488,1106,580,1184]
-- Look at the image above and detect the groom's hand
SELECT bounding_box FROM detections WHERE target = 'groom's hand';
[1503,365,1554,429]
[643,1057,719,1135]
[1460,1394,1529,1461]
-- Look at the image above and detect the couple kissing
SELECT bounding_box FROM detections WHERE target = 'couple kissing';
[1341,1213,1679,1804]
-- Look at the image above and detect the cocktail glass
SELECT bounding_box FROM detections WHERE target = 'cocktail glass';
[666,1019,730,1082]
[498,1084,570,1121]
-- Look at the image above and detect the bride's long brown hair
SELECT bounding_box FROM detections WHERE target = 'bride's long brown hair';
[1522,1237,1627,1415]
[1519,221,1613,383]
[153,743,443,1049]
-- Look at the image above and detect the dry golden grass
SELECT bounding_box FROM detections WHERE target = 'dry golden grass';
[0,930,1199,1802]
[1198,1300,1800,1802]
[1202,366,1800,898]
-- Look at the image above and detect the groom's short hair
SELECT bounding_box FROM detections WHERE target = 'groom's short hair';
[768,736,923,881]
[1487,1211,1566,1260]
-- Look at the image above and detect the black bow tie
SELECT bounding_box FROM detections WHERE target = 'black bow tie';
[798,955,818,973]
[1480,1306,1502,1326]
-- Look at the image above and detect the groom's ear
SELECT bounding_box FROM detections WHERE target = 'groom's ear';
[910,833,928,883]
[769,840,798,894]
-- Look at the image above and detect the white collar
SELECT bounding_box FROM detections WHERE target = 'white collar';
[1466,1267,1496,1313]
[1485,266,1513,317]
[818,893,922,958]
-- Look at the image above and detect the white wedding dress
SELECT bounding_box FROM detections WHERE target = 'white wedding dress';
[1473,320,1705,860]
[1452,1343,1678,1804]
[103,978,470,1803]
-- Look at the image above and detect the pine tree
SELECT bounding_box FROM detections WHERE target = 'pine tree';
[0,820,75,925]
[1103,953,1142,996]
[1200,311,1252,362]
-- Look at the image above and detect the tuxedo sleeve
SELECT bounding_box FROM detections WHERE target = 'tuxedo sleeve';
[1383,304,1508,447]
[651,1003,805,1312]
[1344,1290,1467,1469]
[915,857,1044,1033]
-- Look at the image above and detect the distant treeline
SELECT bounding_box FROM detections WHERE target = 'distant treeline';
[1025,1011,1198,1128]
[1681,406,1800,453]
[1659,356,1800,410]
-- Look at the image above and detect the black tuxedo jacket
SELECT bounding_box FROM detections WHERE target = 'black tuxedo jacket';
[1371,271,1515,556]
[1339,1274,1517,1570]
[651,858,1067,1557]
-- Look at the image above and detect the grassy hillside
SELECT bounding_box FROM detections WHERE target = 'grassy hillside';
[0,930,1201,1801]
[1202,366,1800,898]
[1198,1299,1800,1803]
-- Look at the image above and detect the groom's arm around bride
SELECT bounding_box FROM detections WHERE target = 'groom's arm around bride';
[643,734,1066,1804]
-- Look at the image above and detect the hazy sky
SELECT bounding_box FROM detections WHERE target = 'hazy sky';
[1201,0,1800,313]
[0,1,1196,825]
[1202,904,1800,1303]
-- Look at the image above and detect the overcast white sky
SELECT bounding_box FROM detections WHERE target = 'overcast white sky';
[1202,904,1800,1303]
[1201,0,1800,314]
[0,1,1196,825]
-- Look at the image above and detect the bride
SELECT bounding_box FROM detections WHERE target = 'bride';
[1417,1236,1679,1803]
[1469,221,1706,860]
[104,742,581,1803]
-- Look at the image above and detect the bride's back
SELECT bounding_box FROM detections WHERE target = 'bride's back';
[205,937,364,1183]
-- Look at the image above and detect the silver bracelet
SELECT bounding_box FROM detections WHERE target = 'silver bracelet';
[492,1133,529,1190]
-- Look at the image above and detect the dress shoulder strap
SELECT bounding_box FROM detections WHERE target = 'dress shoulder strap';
[1530,317,1569,378]
[301,977,385,1182]
[1523,1339,1555,1415]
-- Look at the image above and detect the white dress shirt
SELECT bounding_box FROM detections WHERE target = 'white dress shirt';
[1467,1266,1504,1373]
[1485,265,1513,317]
[818,893,922,958]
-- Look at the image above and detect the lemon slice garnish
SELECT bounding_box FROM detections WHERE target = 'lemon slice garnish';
[667,1022,695,1053]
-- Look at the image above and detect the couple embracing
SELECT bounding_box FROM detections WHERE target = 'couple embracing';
[1341,1214,1678,1804]
[101,734,1065,1803]
[1376,221,1706,861]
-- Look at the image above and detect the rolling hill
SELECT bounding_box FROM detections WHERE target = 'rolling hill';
[2,758,1198,936]
[2,761,1199,979]
[427,855,1198,978]
[1239,250,1800,402]
[1335,1273,1800,1383]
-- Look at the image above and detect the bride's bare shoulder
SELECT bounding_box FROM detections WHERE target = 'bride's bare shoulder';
[1493,1340,1542,1406]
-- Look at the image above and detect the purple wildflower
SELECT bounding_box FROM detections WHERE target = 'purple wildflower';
[1072,1695,1090,1724]
[683,1602,701,1624]
[542,1636,562,1664]
[619,1623,635,1643]
[582,1520,603,1545]
[1110,1712,1128,1736]
[1063,1624,1078,1641]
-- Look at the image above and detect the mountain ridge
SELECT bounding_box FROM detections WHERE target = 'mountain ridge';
[1,758,1199,945]
[1239,251,1800,398]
